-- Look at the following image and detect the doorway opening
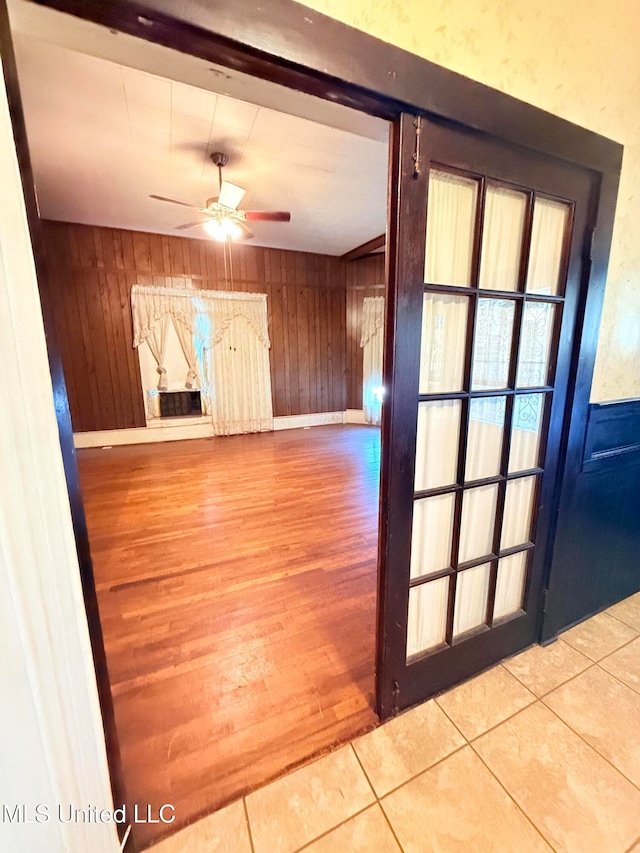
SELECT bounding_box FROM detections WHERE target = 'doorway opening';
[8,0,390,846]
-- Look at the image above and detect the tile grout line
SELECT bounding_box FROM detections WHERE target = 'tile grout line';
[504,657,598,701]
[561,624,640,662]
[432,692,473,742]
[349,741,379,801]
[376,801,406,853]
[503,627,640,702]
[242,797,256,853]
[541,627,640,699]
[349,743,406,853]
[433,668,537,745]
[601,607,640,632]
[539,697,640,796]
[289,803,378,853]
[597,659,640,699]
[375,742,469,801]
[469,726,560,853]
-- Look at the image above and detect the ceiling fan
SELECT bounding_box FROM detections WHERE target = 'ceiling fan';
[149,151,291,241]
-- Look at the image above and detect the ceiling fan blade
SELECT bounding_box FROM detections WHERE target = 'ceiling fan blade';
[218,181,246,210]
[243,211,291,222]
[149,194,201,210]
[175,220,205,231]
[237,221,255,240]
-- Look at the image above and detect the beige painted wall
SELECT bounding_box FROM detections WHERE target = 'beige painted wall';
[296,0,640,402]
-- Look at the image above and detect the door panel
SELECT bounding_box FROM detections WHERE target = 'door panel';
[378,114,595,717]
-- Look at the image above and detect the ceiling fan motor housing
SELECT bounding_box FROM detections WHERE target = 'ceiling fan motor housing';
[210,151,229,168]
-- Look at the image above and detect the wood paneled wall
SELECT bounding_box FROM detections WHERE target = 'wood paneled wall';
[42,221,347,431]
[345,253,386,409]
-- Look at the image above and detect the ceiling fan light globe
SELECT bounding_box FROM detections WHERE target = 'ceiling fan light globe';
[222,218,243,240]
[203,219,226,241]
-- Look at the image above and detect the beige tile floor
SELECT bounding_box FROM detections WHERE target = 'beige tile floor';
[152,591,640,853]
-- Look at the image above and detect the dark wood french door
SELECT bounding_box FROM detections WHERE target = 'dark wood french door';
[377,114,595,717]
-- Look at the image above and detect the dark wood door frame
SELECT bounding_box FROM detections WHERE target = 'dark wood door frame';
[0,0,622,839]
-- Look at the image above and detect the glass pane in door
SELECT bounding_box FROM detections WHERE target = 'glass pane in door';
[415,400,461,490]
[419,294,469,393]
[471,298,515,390]
[425,170,478,286]
[479,186,527,292]
[453,562,491,637]
[406,577,449,658]
[458,483,499,564]
[501,475,538,550]
[526,198,571,295]
[494,551,529,619]
[517,302,555,388]
[410,493,455,580]
[465,396,506,481]
[509,394,545,472]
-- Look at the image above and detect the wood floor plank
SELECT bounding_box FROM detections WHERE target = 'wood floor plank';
[78,424,380,849]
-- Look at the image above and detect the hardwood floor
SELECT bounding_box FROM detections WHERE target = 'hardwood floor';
[78,424,380,849]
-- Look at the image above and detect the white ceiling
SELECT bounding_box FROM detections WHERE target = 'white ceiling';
[9,1,389,256]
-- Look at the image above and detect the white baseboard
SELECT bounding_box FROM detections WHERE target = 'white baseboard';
[272,412,344,431]
[74,411,349,448]
[345,408,367,424]
[74,421,215,448]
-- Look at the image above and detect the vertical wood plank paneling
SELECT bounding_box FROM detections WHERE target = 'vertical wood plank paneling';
[269,283,286,416]
[97,268,123,428]
[318,288,328,412]
[118,272,145,427]
[113,228,125,271]
[42,221,351,431]
[297,285,310,414]
[105,270,133,427]
[149,233,165,274]
[85,267,117,429]
[132,232,151,272]
[281,284,292,415]
[287,284,300,415]
[336,286,347,411]
[121,229,136,271]
[63,270,94,432]
[73,267,106,429]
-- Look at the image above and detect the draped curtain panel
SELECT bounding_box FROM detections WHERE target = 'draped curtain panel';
[131,285,273,435]
[360,296,385,425]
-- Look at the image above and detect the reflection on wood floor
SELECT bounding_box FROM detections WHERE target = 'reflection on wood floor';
[78,424,380,849]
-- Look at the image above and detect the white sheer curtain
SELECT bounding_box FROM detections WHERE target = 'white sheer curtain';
[146,315,170,391]
[157,286,204,390]
[419,293,468,394]
[478,186,527,291]
[131,285,273,434]
[424,170,478,287]
[526,198,570,295]
[132,286,193,391]
[360,296,385,425]
[207,292,273,436]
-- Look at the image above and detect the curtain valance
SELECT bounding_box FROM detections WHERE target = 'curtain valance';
[131,285,271,350]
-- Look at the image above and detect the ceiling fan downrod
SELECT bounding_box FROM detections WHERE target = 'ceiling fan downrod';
[211,151,228,192]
